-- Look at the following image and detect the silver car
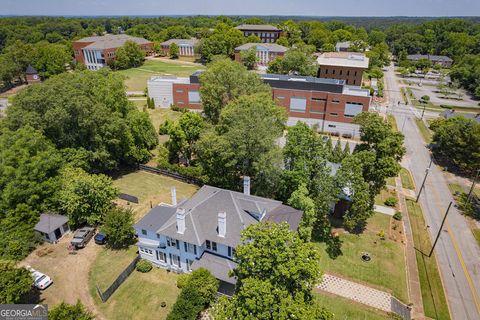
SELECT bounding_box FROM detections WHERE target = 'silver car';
[26,266,53,290]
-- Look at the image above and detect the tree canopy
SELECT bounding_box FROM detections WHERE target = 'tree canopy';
[49,301,94,320]
[114,40,145,69]
[0,262,32,304]
[267,48,318,76]
[102,207,136,249]
[6,69,158,172]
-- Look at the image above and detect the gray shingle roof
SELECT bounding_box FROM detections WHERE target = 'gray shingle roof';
[235,24,282,31]
[76,34,152,50]
[138,185,302,248]
[440,109,480,123]
[190,252,237,284]
[34,214,68,234]
[26,65,38,75]
[160,38,199,46]
[235,43,288,53]
[407,54,453,62]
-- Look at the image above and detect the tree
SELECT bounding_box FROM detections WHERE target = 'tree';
[0,262,32,304]
[197,93,286,190]
[58,167,118,226]
[0,126,64,213]
[7,69,158,172]
[199,58,270,123]
[420,95,430,104]
[330,138,344,163]
[169,42,179,59]
[266,48,318,76]
[0,204,41,260]
[49,301,94,320]
[431,116,480,172]
[239,46,258,70]
[288,184,316,241]
[31,43,71,78]
[167,268,218,320]
[353,112,406,199]
[159,111,205,165]
[276,35,289,47]
[343,141,351,158]
[102,207,136,249]
[214,222,332,320]
[199,24,244,62]
[115,40,145,69]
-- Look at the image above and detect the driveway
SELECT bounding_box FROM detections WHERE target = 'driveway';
[384,64,480,320]
[20,233,104,319]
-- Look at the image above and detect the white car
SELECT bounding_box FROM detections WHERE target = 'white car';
[26,266,53,290]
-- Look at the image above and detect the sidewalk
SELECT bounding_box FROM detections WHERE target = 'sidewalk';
[395,176,425,319]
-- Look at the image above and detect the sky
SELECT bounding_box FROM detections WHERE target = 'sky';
[2,0,480,17]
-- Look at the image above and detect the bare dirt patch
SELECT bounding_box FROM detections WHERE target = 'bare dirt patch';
[19,233,104,319]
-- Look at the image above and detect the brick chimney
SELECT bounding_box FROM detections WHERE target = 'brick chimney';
[176,208,186,234]
[218,211,226,238]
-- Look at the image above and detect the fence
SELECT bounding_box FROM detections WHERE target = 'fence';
[138,164,203,186]
[391,297,412,320]
[96,255,141,302]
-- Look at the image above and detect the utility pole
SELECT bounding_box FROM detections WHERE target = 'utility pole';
[466,169,480,203]
[421,104,426,120]
[416,158,433,202]
[428,201,453,257]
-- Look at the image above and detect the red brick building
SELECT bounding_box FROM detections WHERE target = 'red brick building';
[73,34,153,70]
[148,72,371,137]
[316,52,369,86]
[235,24,283,43]
[234,43,288,66]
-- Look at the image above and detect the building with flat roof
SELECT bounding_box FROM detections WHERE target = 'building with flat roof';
[135,184,302,294]
[317,52,369,86]
[73,34,153,70]
[407,54,453,68]
[160,38,199,57]
[234,43,288,66]
[148,71,371,137]
[235,24,283,43]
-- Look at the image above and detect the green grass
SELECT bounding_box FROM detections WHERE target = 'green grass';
[374,188,398,208]
[119,59,205,91]
[400,167,415,190]
[89,247,180,320]
[315,213,408,303]
[387,114,398,132]
[386,176,396,186]
[472,229,480,247]
[90,246,138,291]
[415,119,433,143]
[132,100,182,133]
[448,183,465,197]
[316,292,400,320]
[405,198,450,320]
[113,170,198,204]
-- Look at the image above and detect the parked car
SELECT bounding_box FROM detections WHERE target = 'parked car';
[94,233,107,245]
[70,227,95,249]
[26,266,53,290]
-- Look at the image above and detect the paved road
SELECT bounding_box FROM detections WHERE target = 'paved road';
[384,64,480,320]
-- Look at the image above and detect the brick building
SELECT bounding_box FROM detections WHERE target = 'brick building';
[73,34,153,70]
[148,72,371,137]
[160,39,199,57]
[316,52,369,86]
[235,24,283,43]
[406,54,453,68]
[234,43,288,66]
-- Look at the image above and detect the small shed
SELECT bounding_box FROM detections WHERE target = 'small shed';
[25,65,41,84]
[34,213,70,243]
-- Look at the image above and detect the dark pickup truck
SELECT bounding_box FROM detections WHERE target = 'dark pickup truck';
[70,227,95,249]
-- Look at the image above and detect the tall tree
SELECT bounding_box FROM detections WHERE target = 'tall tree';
[196,93,286,190]
[49,301,94,320]
[58,167,118,226]
[32,42,72,78]
[169,42,179,59]
[102,207,136,249]
[199,58,270,123]
[199,23,244,62]
[0,262,32,304]
[115,40,145,69]
[239,46,258,70]
[267,48,318,76]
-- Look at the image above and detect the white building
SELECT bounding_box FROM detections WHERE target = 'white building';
[134,184,303,294]
[160,39,199,57]
[34,213,70,243]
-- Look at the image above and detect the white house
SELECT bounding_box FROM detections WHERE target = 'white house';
[34,213,70,243]
[134,183,303,294]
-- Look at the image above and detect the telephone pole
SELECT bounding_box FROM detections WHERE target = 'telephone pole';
[429,201,453,257]
[416,158,433,202]
[466,169,480,203]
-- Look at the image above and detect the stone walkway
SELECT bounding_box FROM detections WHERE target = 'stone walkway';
[374,204,397,216]
[317,274,392,312]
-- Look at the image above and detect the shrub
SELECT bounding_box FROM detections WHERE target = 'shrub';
[393,211,402,221]
[384,196,398,207]
[176,274,191,288]
[136,259,153,273]
[377,230,386,240]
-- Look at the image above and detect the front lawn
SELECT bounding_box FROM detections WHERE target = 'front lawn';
[400,167,415,190]
[119,59,205,91]
[315,213,408,303]
[316,292,399,320]
[89,246,180,320]
[415,119,432,143]
[375,188,399,209]
[113,170,199,221]
[132,100,182,134]
[405,198,450,320]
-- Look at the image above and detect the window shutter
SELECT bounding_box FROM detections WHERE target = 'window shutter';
[184,242,187,252]
[177,256,181,267]
[167,238,171,246]
[169,253,172,264]
[176,240,180,250]
[194,245,197,255]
